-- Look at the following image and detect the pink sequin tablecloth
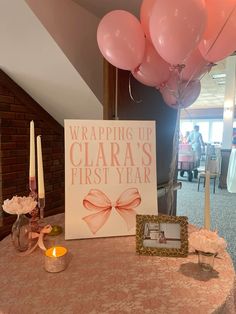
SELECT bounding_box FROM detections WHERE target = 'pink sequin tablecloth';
[0,214,235,314]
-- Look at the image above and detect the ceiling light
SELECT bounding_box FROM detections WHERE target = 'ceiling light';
[224,107,233,119]
[212,73,226,79]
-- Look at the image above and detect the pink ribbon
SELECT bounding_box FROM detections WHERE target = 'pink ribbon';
[82,188,141,234]
[18,224,52,256]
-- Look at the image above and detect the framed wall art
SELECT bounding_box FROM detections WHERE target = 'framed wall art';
[136,215,188,257]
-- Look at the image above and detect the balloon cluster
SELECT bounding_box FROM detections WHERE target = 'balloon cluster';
[97,0,236,109]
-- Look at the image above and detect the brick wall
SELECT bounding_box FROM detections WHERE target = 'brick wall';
[0,70,64,238]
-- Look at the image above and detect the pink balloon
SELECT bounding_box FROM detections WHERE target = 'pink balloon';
[160,73,179,106]
[160,74,201,108]
[181,80,201,108]
[97,10,145,70]
[182,48,211,81]
[198,0,236,63]
[140,0,156,40]
[132,70,158,87]
[132,40,171,87]
[150,0,207,65]
[160,86,177,108]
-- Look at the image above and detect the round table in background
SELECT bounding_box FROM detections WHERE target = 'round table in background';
[0,214,235,314]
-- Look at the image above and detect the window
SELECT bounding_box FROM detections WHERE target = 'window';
[196,121,209,143]
[180,119,225,144]
[211,121,223,143]
[180,121,193,138]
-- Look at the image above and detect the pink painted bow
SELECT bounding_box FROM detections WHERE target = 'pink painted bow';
[82,188,141,234]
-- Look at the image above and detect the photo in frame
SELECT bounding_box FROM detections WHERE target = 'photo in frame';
[136,215,188,257]
[65,120,158,239]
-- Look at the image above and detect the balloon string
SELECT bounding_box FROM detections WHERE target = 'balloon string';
[114,67,119,120]
[164,84,178,99]
[128,73,142,103]
[182,61,213,91]
[206,4,236,57]
[167,107,181,215]
[173,68,185,107]
[163,67,183,103]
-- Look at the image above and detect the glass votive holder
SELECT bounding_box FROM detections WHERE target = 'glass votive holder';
[45,227,62,249]
[44,246,68,273]
[49,225,63,236]
[197,250,216,271]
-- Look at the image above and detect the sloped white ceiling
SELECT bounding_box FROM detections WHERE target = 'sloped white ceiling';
[74,0,142,18]
[0,0,102,125]
[26,0,103,104]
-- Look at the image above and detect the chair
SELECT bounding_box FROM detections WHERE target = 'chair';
[197,152,221,193]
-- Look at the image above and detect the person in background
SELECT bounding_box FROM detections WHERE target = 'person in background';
[182,131,190,144]
[179,132,183,143]
[159,231,167,243]
[188,125,204,166]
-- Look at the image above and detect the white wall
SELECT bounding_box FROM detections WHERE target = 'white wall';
[25,0,103,103]
[0,0,102,125]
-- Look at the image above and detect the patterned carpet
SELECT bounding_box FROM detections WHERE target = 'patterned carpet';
[177,176,236,269]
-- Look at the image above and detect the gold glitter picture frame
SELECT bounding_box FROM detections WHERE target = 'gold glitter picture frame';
[136,215,188,257]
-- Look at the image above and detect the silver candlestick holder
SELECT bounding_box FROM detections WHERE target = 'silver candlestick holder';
[29,177,45,232]
[38,197,45,220]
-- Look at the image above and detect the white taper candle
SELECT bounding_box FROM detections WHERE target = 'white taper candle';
[37,135,45,199]
[29,121,35,177]
[204,171,211,230]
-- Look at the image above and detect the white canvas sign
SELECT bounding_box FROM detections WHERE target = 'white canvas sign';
[65,120,158,239]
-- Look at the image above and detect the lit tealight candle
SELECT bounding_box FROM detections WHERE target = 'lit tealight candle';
[44,246,67,273]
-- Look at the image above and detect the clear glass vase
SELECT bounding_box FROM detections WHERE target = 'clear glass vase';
[197,251,216,271]
[11,214,31,252]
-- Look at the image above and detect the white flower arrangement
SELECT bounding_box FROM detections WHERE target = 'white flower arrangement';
[2,196,37,215]
[189,229,227,254]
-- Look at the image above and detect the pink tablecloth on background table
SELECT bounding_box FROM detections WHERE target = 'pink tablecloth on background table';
[0,214,235,314]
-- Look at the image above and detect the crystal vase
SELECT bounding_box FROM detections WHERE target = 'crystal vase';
[197,251,216,271]
[11,214,31,252]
